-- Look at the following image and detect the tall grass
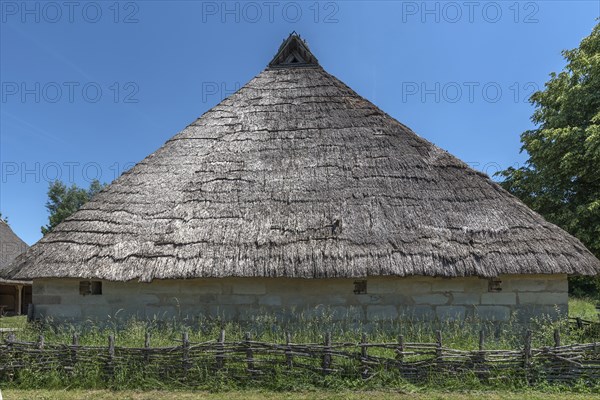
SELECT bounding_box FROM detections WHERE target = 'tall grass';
[1,301,598,393]
[1,303,597,349]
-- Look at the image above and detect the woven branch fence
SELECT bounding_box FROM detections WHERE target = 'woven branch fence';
[1,329,599,386]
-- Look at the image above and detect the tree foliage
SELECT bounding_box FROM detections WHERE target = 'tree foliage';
[42,180,106,235]
[497,23,600,297]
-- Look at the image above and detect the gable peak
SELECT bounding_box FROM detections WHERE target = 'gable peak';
[269,32,319,68]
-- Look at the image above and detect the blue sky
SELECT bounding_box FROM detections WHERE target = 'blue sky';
[1,1,598,245]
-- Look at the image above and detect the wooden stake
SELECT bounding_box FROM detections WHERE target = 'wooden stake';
[216,329,225,369]
[361,333,369,379]
[182,331,190,375]
[322,331,332,375]
[245,332,254,374]
[285,331,293,368]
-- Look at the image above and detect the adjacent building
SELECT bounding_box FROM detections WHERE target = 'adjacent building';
[0,220,31,316]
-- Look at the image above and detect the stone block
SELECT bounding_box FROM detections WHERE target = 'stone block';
[259,295,282,306]
[367,280,399,294]
[514,304,566,322]
[34,295,61,305]
[518,292,567,305]
[412,293,449,305]
[144,305,178,319]
[462,278,488,291]
[431,279,465,292]
[481,292,516,305]
[331,306,364,321]
[545,278,568,292]
[34,305,51,319]
[398,281,432,294]
[43,281,77,295]
[81,306,112,319]
[367,305,398,321]
[238,307,264,321]
[399,305,435,321]
[436,306,466,321]
[452,292,480,305]
[502,279,547,292]
[356,294,383,305]
[197,294,218,304]
[138,282,179,294]
[208,305,237,319]
[181,282,222,295]
[52,305,82,319]
[232,281,266,295]
[222,295,255,305]
[285,295,308,306]
[475,306,511,321]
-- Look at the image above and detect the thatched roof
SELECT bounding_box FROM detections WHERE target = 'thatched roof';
[4,34,600,282]
[0,220,30,285]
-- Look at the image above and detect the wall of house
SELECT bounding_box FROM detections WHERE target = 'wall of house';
[32,274,568,323]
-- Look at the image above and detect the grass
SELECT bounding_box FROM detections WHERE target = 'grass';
[569,297,600,321]
[0,297,598,393]
[2,389,600,400]
[1,297,598,350]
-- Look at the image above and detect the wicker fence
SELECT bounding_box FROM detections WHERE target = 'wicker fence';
[1,329,599,386]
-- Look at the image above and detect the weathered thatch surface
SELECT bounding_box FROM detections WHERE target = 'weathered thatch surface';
[0,220,30,285]
[4,35,600,282]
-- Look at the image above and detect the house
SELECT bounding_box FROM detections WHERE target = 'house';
[0,220,31,316]
[2,34,599,323]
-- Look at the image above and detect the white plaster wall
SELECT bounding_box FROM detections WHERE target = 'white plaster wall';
[32,274,568,323]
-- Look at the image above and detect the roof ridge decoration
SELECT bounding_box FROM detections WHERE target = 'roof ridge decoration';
[269,32,319,68]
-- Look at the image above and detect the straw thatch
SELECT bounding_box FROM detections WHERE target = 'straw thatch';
[0,220,30,285]
[4,34,600,283]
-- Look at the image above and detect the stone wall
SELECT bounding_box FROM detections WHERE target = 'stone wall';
[32,274,568,323]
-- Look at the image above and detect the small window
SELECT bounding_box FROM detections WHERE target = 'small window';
[79,281,102,296]
[488,278,502,292]
[353,280,367,294]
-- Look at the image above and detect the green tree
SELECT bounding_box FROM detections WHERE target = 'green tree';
[42,180,106,235]
[497,22,600,297]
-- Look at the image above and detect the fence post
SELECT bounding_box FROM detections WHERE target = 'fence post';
[144,332,151,364]
[524,329,532,385]
[322,331,332,375]
[182,331,190,377]
[245,332,254,375]
[396,334,405,371]
[435,330,443,358]
[435,330,444,375]
[107,334,115,380]
[475,329,486,382]
[360,333,369,379]
[4,332,15,381]
[216,329,225,370]
[576,317,583,329]
[70,333,79,372]
[37,335,44,350]
[479,330,485,351]
[285,331,293,369]
[553,329,560,348]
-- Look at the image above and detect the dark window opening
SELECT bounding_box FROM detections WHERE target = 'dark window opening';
[488,278,502,292]
[80,281,102,296]
[354,280,367,294]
